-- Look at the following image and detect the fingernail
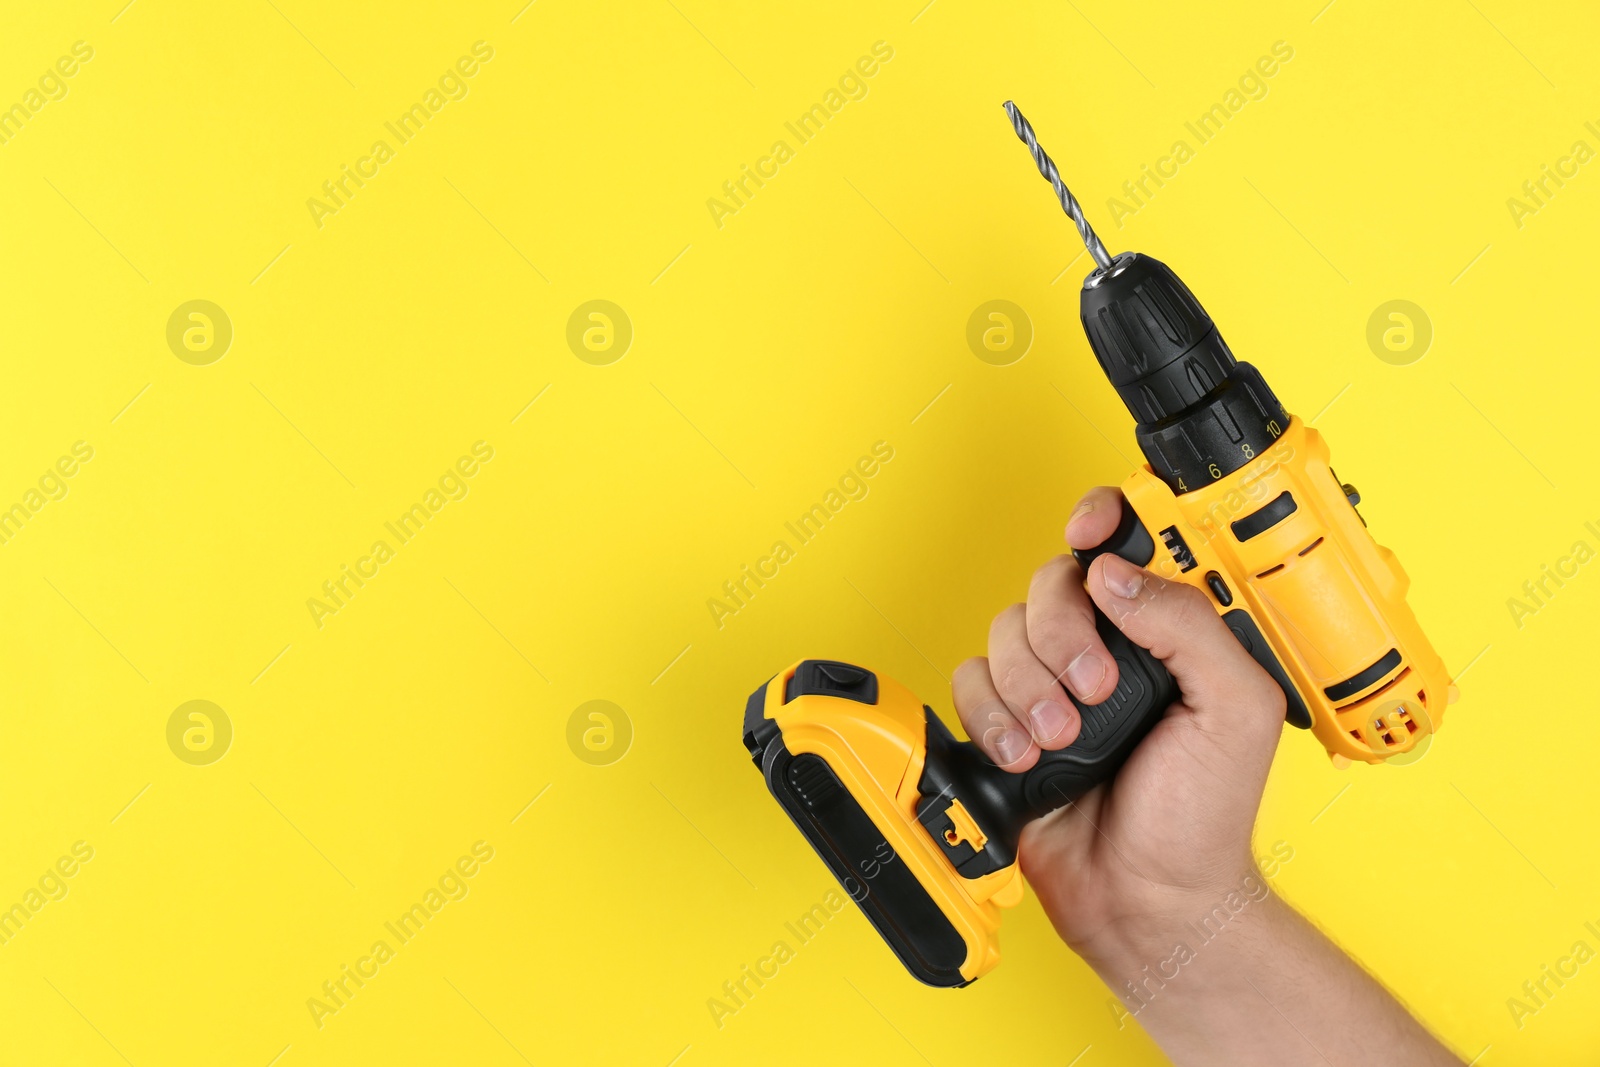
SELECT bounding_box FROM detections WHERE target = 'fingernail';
[1101,554,1145,599]
[1029,700,1073,743]
[993,725,1033,766]
[1067,500,1095,529]
[1064,650,1106,701]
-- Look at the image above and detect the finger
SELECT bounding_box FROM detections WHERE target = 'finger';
[1065,486,1127,551]
[1026,555,1119,705]
[1086,554,1285,732]
[990,604,1082,752]
[952,656,1040,772]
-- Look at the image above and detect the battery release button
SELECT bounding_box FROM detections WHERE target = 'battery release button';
[785,660,879,705]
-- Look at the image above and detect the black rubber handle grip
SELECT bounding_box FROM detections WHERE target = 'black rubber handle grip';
[1016,503,1178,818]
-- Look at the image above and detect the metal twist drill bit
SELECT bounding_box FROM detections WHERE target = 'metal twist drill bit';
[1002,100,1113,271]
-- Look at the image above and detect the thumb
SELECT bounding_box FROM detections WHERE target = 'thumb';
[1087,553,1286,737]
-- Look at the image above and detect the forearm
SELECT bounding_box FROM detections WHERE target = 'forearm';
[1083,884,1461,1067]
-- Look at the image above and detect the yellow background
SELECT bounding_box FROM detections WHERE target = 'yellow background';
[1,0,1596,1063]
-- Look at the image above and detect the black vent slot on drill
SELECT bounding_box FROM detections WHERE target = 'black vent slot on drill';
[787,754,843,811]
[1231,492,1298,541]
[1159,526,1197,572]
[1324,648,1402,702]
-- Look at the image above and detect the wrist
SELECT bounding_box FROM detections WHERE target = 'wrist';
[1072,860,1279,978]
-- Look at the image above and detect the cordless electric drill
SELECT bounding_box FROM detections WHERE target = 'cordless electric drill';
[740,102,1456,987]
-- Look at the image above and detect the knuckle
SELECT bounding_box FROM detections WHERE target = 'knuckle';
[1032,554,1075,586]
[1087,485,1123,509]
[953,656,989,687]
[991,602,1026,636]
[1162,579,1210,631]
[1026,608,1081,663]
[991,658,1022,695]
[990,664,1031,712]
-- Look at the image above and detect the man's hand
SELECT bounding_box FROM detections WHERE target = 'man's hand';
[950,486,1461,1066]
[952,484,1284,959]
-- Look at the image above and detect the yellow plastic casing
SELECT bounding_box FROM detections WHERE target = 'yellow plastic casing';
[1121,415,1456,765]
[763,661,1023,983]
